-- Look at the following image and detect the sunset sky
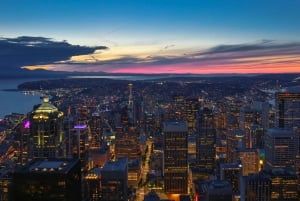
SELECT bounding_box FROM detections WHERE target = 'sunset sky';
[1,0,300,74]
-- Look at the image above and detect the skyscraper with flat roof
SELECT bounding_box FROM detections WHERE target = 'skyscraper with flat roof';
[264,128,298,170]
[10,158,81,201]
[275,87,300,129]
[163,121,188,194]
[101,158,128,201]
[197,107,216,174]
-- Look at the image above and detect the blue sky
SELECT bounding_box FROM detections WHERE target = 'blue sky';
[1,0,300,74]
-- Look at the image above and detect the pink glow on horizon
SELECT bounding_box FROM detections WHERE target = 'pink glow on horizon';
[109,63,300,74]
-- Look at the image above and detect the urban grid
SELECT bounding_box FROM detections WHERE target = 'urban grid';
[0,74,299,201]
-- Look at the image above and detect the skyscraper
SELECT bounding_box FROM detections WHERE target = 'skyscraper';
[114,127,141,160]
[101,158,128,201]
[28,97,65,159]
[163,121,188,194]
[72,124,89,170]
[196,107,216,174]
[275,87,300,129]
[245,172,271,201]
[264,128,298,170]
[10,158,81,201]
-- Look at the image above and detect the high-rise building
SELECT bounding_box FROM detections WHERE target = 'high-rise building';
[101,158,128,201]
[226,130,245,163]
[275,87,300,190]
[267,168,298,201]
[196,107,216,174]
[10,158,81,201]
[89,111,102,150]
[114,127,141,160]
[275,87,300,129]
[264,128,298,171]
[184,98,200,131]
[127,83,135,127]
[85,168,101,201]
[220,162,242,194]
[163,121,188,194]
[245,172,271,201]
[0,168,12,201]
[193,180,232,201]
[239,149,260,176]
[249,125,265,149]
[205,180,232,201]
[28,97,65,159]
[72,124,89,171]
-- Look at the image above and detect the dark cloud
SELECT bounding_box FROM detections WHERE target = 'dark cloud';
[1,36,300,75]
[60,40,300,73]
[148,41,300,67]
[198,40,300,56]
[0,36,107,76]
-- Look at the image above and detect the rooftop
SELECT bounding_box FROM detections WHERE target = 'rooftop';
[102,157,128,171]
[15,158,80,174]
[267,128,297,136]
[163,121,188,132]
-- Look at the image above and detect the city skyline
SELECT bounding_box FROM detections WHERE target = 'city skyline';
[1,0,300,75]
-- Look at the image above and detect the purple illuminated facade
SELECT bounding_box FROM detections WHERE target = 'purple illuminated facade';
[23,120,30,129]
[74,124,87,129]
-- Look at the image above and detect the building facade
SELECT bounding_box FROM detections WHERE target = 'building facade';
[10,158,81,201]
[163,121,188,194]
[28,97,65,159]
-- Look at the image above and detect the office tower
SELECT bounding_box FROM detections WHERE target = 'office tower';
[115,127,141,160]
[239,102,269,148]
[85,168,101,201]
[127,83,135,127]
[226,130,245,163]
[174,95,185,121]
[251,100,269,129]
[72,124,89,171]
[163,121,188,194]
[184,98,200,131]
[249,125,264,149]
[245,172,271,201]
[275,87,300,129]
[188,135,196,162]
[10,158,81,201]
[275,88,300,184]
[101,158,128,201]
[193,180,232,201]
[220,162,242,194]
[89,111,102,150]
[239,149,260,176]
[196,107,216,174]
[240,101,269,131]
[205,180,232,201]
[0,168,12,201]
[28,97,65,159]
[267,168,298,201]
[264,128,298,170]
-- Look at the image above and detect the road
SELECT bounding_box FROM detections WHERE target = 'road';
[136,139,153,201]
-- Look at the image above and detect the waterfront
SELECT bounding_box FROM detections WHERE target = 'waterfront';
[0,78,42,118]
[0,75,170,118]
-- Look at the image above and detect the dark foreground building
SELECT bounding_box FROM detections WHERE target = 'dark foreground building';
[10,158,81,201]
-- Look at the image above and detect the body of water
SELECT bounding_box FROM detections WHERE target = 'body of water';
[0,78,42,118]
[0,75,173,118]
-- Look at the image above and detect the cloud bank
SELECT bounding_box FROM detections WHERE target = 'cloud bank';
[54,40,300,74]
[0,36,107,76]
[1,36,300,75]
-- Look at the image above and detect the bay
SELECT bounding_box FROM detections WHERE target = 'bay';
[0,75,171,118]
[0,78,42,118]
